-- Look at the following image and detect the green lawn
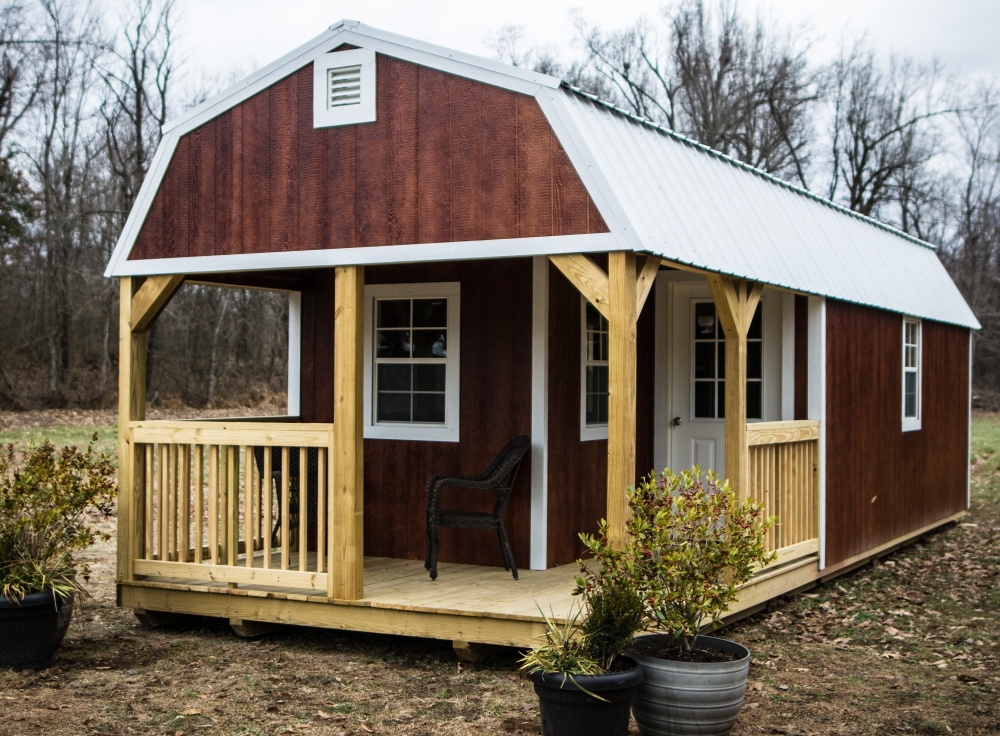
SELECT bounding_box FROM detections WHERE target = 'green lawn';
[0,423,118,461]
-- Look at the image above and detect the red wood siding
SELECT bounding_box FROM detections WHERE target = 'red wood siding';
[825,300,969,565]
[545,262,656,567]
[130,56,607,260]
[298,260,534,569]
[794,294,809,420]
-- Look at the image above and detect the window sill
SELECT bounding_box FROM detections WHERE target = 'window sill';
[580,425,608,442]
[364,423,459,443]
[902,418,922,433]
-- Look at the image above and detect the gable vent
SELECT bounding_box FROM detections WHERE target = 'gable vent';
[313,48,376,128]
[328,65,362,108]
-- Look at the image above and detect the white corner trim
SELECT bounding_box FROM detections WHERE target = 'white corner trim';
[108,233,619,277]
[968,330,973,510]
[781,291,796,421]
[652,272,668,472]
[530,257,549,570]
[807,296,827,570]
[313,48,376,128]
[362,281,461,442]
[287,292,301,416]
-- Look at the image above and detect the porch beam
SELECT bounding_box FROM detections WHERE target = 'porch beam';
[607,251,637,549]
[549,254,610,319]
[706,274,763,498]
[129,274,185,333]
[117,277,147,583]
[635,256,660,316]
[331,265,365,601]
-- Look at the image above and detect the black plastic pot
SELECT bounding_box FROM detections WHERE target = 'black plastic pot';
[54,592,75,649]
[527,657,643,736]
[0,590,60,670]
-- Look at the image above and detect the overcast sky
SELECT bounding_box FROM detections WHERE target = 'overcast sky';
[173,0,1000,94]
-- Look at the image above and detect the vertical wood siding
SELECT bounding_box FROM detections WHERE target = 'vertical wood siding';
[794,294,809,420]
[130,56,607,260]
[545,262,655,567]
[825,300,969,565]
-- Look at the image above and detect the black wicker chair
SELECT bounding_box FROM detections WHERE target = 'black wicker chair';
[424,435,531,581]
[253,446,319,547]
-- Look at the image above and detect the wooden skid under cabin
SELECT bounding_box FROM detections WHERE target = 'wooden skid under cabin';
[107,22,977,649]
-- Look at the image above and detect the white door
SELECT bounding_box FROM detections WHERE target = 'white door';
[663,279,782,479]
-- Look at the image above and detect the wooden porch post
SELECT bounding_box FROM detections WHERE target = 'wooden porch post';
[117,277,146,583]
[331,265,365,601]
[707,275,763,498]
[607,252,637,549]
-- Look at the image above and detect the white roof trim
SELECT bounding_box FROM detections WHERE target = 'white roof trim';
[108,233,618,277]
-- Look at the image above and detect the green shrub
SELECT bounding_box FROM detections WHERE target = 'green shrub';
[0,436,117,602]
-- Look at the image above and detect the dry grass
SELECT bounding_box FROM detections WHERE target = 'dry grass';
[0,412,997,735]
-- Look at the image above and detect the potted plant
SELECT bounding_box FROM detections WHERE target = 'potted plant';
[0,437,117,670]
[519,537,647,736]
[604,467,775,736]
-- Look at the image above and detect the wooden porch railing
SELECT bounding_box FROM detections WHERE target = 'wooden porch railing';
[126,421,335,592]
[746,420,820,564]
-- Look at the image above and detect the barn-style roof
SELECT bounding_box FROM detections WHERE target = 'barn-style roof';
[105,20,979,329]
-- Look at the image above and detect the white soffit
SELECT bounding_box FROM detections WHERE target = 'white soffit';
[542,87,979,330]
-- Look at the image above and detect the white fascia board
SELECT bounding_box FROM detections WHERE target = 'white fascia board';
[103,129,180,277]
[108,233,619,277]
[534,88,639,254]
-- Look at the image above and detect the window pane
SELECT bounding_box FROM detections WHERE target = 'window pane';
[904,372,917,418]
[747,380,762,420]
[586,302,603,331]
[413,298,447,328]
[747,303,763,340]
[377,392,411,422]
[747,341,762,379]
[413,393,446,423]
[377,363,411,391]
[586,391,609,425]
[694,342,715,379]
[413,329,447,358]
[694,381,715,418]
[586,331,602,361]
[694,303,716,339]
[377,299,410,328]
[376,330,410,358]
[718,341,726,379]
[905,345,916,368]
[414,364,445,392]
[717,381,726,418]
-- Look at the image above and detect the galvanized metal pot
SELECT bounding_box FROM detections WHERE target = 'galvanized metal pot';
[629,634,750,736]
[527,657,643,736]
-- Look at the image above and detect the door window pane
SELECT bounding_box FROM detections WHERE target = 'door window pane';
[691,301,763,420]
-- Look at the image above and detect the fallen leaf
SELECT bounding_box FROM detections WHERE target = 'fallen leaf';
[315,712,332,720]
[778,685,789,691]
[181,709,201,716]
[94,666,111,671]
[360,726,374,734]
[958,674,981,684]
[266,706,280,714]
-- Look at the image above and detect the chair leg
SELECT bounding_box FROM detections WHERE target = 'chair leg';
[496,527,510,572]
[497,522,518,580]
[429,522,440,581]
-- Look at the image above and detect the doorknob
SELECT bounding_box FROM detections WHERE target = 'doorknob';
[671,416,682,427]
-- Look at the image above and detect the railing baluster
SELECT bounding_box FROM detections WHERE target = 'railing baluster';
[299,447,308,572]
[263,448,272,570]
[158,444,168,561]
[317,447,326,574]
[226,446,239,567]
[194,445,204,564]
[246,445,255,569]
[179,445,190,562]
[281,446,290,571]
[168,443,178,561]
[209,445,219,565]
[144,444,153,560]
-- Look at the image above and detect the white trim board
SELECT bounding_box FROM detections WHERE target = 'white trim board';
[807,297,827,570]
[530,256,549,570]
[108,234,618,277]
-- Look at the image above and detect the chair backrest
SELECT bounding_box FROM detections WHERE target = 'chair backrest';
[483,435,531,489]
[253,446,320,483]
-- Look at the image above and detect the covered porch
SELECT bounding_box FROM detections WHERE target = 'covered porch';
[115,253,822,648]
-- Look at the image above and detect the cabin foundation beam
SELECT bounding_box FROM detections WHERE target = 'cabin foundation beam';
[331,265,365,601]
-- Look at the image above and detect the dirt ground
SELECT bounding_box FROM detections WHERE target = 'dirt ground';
[0,412,998,736]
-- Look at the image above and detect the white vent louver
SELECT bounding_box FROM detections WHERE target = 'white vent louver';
[313,49,376,128]
[328,65,362,108]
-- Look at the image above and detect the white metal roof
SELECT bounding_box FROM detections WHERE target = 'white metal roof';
[104,22,978,329]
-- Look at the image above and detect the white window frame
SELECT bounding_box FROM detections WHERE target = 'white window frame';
[580,296,609,441]
[902,317,922,432]
[313,48,376,128]
[363,282,461,442]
